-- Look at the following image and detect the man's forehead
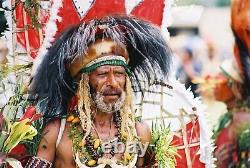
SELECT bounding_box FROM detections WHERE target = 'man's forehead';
[93,65,126,72]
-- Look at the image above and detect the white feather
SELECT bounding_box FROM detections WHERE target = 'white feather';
[72,0,95,19]
[32,0,63,76]
[138,78,215,167]
[161,0,174,41]
[125,0,143,14]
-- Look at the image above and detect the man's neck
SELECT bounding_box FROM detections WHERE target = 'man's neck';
[93,109,114,126]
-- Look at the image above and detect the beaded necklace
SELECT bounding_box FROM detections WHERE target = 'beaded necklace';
[68,110,134,167]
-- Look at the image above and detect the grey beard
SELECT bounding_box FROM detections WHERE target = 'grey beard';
[92,91,126,114]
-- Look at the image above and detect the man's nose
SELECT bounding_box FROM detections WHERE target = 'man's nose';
[106,73,119,87]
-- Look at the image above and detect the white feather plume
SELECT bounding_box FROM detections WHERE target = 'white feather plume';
[32,0,63,76]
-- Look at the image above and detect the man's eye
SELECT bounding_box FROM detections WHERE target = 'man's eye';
[97,72,108,76]
[115,71,125,75]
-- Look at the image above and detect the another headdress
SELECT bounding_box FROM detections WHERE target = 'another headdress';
[220,58,243,83]
[231,0,250,103]
[29,16,172,122]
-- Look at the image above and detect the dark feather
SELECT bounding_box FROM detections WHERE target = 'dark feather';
[233,30,250,103]
[29,16,172,122]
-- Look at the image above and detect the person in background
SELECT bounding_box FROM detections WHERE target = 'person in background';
[213,58,250,168]
[201,42,221,76]
[213,0,250,167]
[176,47,202,97]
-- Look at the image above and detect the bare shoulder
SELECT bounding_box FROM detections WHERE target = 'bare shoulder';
[135,121,151,143]
[36,118,61,162]
[40,119,61,143]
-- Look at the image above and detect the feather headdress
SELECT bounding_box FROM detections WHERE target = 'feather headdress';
[29,16,172,122]
[231,0,250,103]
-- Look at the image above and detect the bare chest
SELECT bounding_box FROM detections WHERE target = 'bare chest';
[54,125,75,167]
[54,123,121,167]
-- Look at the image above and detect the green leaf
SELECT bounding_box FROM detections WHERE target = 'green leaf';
[3,119,37,152]
[0,131,8,150]
[151,122,178,168]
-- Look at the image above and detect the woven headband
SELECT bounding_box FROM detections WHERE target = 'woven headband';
[79,55,132,76]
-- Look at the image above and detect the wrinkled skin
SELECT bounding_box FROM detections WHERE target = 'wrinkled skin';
[34,65,151,168]
[89,65,126,104]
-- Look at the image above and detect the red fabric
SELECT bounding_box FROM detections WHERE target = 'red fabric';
[15,0,166,58]
[214,112,250,168]
[83,0,126,21]
[55,0,165,37]
[172,120,205,168]
[9,144,26,156]
[8,144,30,167]
[15,2,48,58]
[18,106,41,123]
[67,96,78,112]
[131,0,164,26]
[214,127,236,168]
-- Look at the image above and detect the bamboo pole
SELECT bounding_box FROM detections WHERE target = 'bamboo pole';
[22,7,31,57]
[179,109,192,168]
[38,7,43,46]
[11,0,17,65]
[160,85,164,124]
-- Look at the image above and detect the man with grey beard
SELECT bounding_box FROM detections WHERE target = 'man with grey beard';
[27,38,152,168]
[92,87,126,114]
[26,16,172,168]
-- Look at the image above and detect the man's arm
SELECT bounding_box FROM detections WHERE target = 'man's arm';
[25,119,60,167]
[135,121,152,167]
[36,119,60,162]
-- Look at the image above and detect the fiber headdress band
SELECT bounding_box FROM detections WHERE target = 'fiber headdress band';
[79,55,132,76]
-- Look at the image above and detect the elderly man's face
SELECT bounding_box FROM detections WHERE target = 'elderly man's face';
[89,65,126,113]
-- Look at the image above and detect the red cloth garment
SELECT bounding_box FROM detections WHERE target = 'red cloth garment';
[172,120,205,168]
[15,0,166,58]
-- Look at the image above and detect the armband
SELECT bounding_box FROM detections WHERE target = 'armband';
[25,156,52,168]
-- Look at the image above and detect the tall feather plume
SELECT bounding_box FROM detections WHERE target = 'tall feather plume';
[233,31,250,103]
[29,16,172,123]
